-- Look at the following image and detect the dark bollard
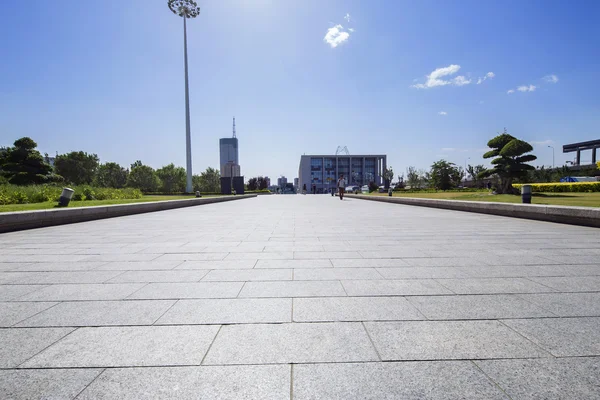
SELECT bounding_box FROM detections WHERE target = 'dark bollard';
[388,188,393,197]
[58,188,75,207]
[195,191,202,198]
[521,184,532,204]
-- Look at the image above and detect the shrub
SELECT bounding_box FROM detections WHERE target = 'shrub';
[0,184,143,205]
[512,182,600,193]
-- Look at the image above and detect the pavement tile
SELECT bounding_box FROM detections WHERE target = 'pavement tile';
[0,327,74,367]
[255,259,332,269]
[527,276,600,292]
[225,252,293,260]
[0,271,122,284]
[22,325,220,368]
[476,358,600,399]
[10,262,108,272]
[294,251,362,259]
[294,268,382,280]
[17,283,146,301]
[342,279,453,296]
[238,281,346,297]
[202,269,292,281]
[127,282,244,299]
[364,320,549,360]
[0,368,103,400]
[156,253,229,261]
[0,284,48,301]
[95,261,183,270]
[107,270,209,283]
[408,294,555,320]
[518,292,600,316]
[331,258,411,268]
[17,300,175,327]
[203,322,378,365]
[176,260,257,270]
[0,302,57,327]
[293,296,424,322]
[377,267,472,279]
[437,277,556,294]
[502,317,600,356]
[77,365,290,400]
[294,361,508,399]
[156,298,291,324]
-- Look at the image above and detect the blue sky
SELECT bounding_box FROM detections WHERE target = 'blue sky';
[1,0,599,181]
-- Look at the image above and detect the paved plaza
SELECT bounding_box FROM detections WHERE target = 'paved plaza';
[1,195,600,399]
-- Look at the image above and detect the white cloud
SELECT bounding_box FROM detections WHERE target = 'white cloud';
[438,111,448,116]
[544,74,559,83]
[453,76,471,86]
[507,89,515,94]
[412,64,465,89]
[517,84,537,92]
[344,13,351,23]
[348,28,354,32]
[477,71,495,84]
[324,24,350,48]
[441,147,456,151]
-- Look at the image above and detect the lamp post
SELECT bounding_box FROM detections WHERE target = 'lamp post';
[168,0,200,193]
[548,145,555,168]
[465,157,470,183]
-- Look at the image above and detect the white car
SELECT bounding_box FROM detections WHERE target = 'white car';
[345,186,360,194]
[361,185,369,193]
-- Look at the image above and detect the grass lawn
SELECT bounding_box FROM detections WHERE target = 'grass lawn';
[365,191,600,208]
[0,195,212,213]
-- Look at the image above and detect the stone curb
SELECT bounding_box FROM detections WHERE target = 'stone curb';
[0,195,257,234]
[346,194,600,228]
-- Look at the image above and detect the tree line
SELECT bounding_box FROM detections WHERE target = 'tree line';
[0,137,221,193]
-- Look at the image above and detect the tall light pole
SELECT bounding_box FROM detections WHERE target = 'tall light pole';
[465,157,470,182]
[168,0,200,193]
[548,145,555,169]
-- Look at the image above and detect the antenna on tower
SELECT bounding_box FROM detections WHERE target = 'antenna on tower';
[232,117,236,138]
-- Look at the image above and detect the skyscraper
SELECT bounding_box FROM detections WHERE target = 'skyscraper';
[220,117,240,178]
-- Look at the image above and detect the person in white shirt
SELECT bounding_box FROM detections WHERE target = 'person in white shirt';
[337,174,347,200]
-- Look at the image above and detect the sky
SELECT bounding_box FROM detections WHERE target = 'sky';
[1,0,599,181]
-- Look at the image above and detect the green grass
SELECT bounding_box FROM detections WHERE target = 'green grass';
[365,191,600,208]
[0,195,212,213]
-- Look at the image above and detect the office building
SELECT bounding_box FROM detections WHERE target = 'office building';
[219,117,241,178]
[298,154,387,194]
[277,176,288,187]
[294,178,299,190]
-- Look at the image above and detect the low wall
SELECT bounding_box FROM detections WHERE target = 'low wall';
[346,194,600,228]
[0,195,257,234]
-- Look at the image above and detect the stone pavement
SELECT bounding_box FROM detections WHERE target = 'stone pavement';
[1,195,600,399]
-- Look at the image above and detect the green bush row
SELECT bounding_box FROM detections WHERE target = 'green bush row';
[392,188,488,193]
[513,182,600,193]
[0,184,143,205]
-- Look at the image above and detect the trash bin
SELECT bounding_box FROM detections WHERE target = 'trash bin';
[58,188,75,207]
[521,184,531,204]
[388,188,393,197]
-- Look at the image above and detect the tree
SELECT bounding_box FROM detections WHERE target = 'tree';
[466,164,486,188]
[247,177,258,191]
[479,130,537,194]
[126,163,160,192]
[54,151,99,185]
[156,163,186,192]
[406,166,427,189]
[0,137,53,185]
[193,167,220,193]
[429,160,462,191]
[383,166,394,189]
[395,174,405,189]
[257,176,269,190]
[94,162,128,188]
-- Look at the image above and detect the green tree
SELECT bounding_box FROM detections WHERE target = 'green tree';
[54,151,99,185]
[479,130,537,194]
[429,160,462,190]
[156,163,186,192]
[247,177,258,191]
[466,164,486,188]
[257,176,268,190]
[94,162,129,188]
[406,166,427,189]
[193,167,221,193]
[0,137,53,185]
[383,166,394,189]
[127,163,160,192]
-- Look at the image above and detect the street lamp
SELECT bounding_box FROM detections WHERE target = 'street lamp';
[548,145,555,168]
[168,0,200,193]
[465,157,470,182]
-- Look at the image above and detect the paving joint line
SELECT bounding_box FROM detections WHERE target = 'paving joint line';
[73,368,106,399]
[469,360,514,400]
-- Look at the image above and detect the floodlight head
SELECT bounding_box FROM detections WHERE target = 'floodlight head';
[168,0,200,18]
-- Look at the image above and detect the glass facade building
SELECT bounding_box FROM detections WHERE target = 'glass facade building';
[298,154,387,194]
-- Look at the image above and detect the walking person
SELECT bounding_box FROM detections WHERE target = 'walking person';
[337,174,346,200]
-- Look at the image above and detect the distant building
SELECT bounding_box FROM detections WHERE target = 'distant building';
[294,178,299,190]
[563,139,600,166]
[277,176,288,187]
[219,117,241,177]
[298,154,387,194]
[264,176,271,187]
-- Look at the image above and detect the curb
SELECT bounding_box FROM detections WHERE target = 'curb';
[0,195,257,234]
[346,194,600,228]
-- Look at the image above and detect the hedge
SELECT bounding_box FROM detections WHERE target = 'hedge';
[513,182,600,193]
[0,185,143,205]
